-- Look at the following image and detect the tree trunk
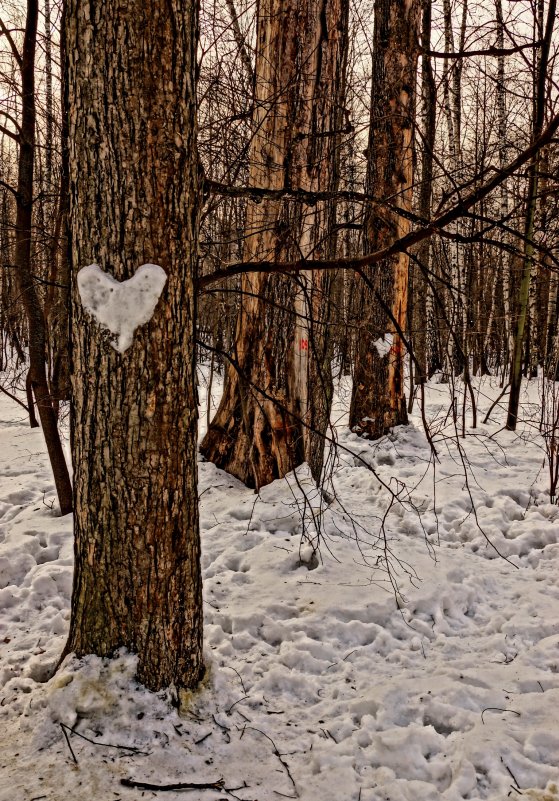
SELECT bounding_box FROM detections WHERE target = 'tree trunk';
[349,0,421,438]
[484,0,510,368]
[12,0,73,514]
[46,1,71,412]
[412,0,436,385]
[201,0,348,488]
[507,0,556,430]
[63,0,204,693]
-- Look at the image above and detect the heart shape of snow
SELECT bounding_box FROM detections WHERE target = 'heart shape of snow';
[77,263,167,353]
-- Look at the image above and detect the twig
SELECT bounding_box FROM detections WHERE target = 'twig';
[326,649,358,670]
[482,383,510,424]
[121,778,225,792]
[226,695,250,715]
[481,708,521,724]
[194,731,212,745]
[60,723,78,764]
[212,713,231,743]
[501,756,521,789]
[225,666,247,695]
[0,383,29,412]
[245,727,298,797]
[60,723,148,755]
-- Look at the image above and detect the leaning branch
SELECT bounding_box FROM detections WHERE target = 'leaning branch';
[0,123,20,143]
[205,179,424,228]
[197,111,559,290]
[205,179,374,206]
[426,39,542,59]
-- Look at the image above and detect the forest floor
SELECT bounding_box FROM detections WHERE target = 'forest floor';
[1,372,559,801]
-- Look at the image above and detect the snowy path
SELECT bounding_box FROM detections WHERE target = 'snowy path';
[0,379,558,801]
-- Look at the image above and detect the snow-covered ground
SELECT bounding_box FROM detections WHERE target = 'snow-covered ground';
[1,373,559,801]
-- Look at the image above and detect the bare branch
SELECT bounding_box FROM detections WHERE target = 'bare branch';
[0,16,23,67]
[0,123,20,142]
[0,110,21,133]
[0,179,20,201]
[197,111,559,289]
[426,39,542,60]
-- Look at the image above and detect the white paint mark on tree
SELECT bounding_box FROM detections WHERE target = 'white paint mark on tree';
[77,263,167,353]
[373,333,393,359]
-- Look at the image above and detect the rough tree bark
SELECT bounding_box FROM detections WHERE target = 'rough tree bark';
[12,0,73,513]
[201,0,348,488]
[349,0,421,438]
[63,0,204,692]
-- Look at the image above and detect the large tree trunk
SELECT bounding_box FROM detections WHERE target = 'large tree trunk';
[63,0,203,693]
[349,0,421,438]
[201,0,348,489]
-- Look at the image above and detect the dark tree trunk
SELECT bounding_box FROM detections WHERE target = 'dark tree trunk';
[63,0,204,693]
[411,0,436,386]
[349,0,421,438]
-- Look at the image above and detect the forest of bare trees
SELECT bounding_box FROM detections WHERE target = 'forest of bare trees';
[1,0,559,693]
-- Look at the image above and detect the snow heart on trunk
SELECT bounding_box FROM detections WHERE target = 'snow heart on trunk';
[77,263,167,353]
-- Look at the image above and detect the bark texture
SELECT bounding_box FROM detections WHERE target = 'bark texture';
[349,0,420,438]
[201,0,348,488]
[411,0,436,385]
[13,0,73,513]
[64,0,203,692]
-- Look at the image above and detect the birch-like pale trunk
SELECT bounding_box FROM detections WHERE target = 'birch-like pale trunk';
[541,147,558,374]
[528,0,545,377]
[507,0,556,429]
[485,0,511,367]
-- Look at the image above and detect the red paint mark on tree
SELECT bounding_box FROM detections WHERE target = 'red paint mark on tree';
[300,338,308,351]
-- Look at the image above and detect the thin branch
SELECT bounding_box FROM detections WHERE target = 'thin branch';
[121,778,225,792]
[426,39,542,59]
[0,110,21,132]
[205,178,370,204]
[0,383,30,413]
[224,0,254,85]
[197,111,559,289]
[0,123,20,143]
[0,180,20,201]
